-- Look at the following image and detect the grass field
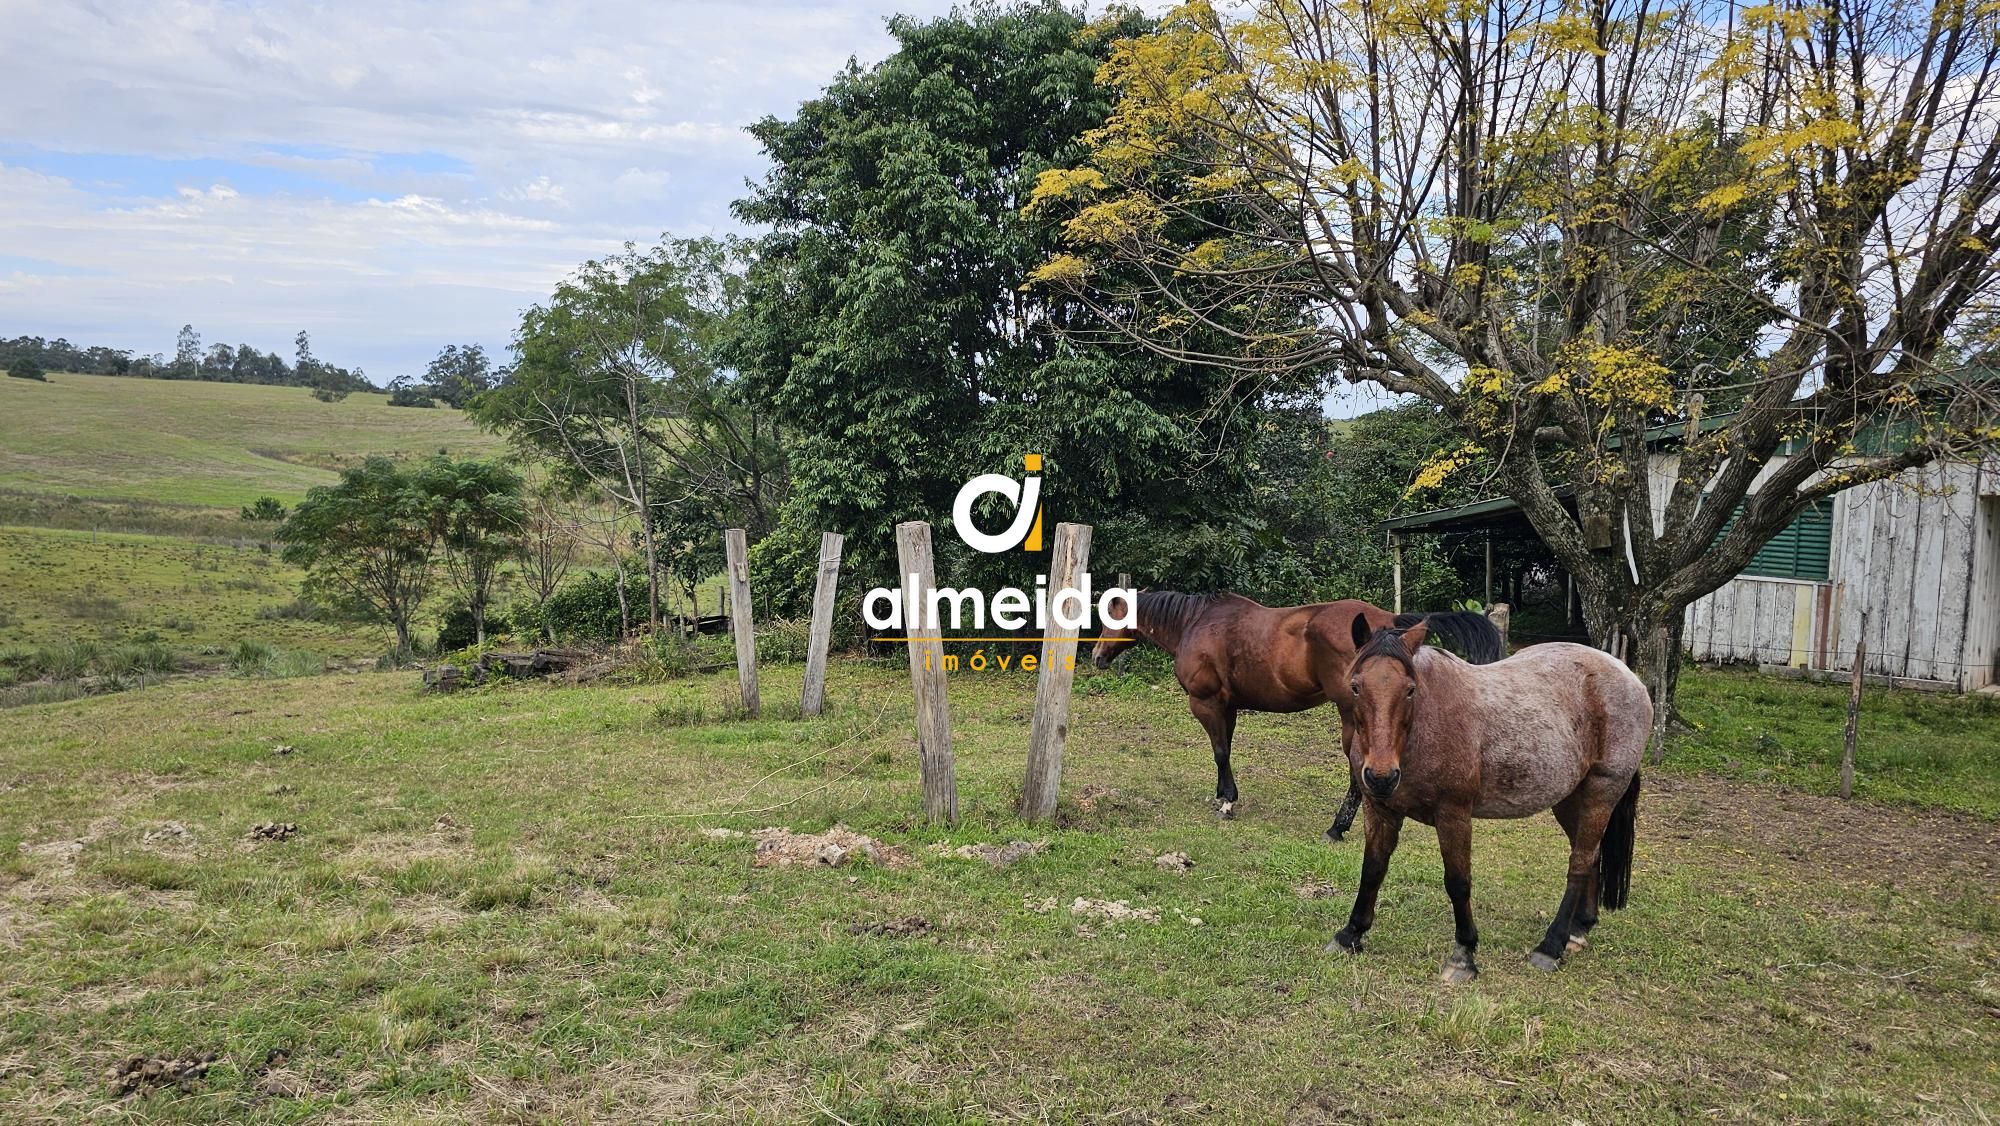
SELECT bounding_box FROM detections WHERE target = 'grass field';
[0,525,398,666]
[0,374,501,509]
[2,659,1995,1121]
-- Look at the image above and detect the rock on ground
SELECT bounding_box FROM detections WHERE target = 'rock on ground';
[751,826,912,870]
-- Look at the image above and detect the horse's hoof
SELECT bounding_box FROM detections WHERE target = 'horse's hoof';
[1217,800,1236,820]
[1439,960,1478,985]
[1527,949,1562,973]
[1327,929,1363,955]
[1565,934,1589,954]
[1324,826,1346,844]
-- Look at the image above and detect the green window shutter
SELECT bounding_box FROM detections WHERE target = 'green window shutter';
[1713,497,1833,581]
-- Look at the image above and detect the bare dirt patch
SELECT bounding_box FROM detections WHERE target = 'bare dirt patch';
[1647,773,1999,896]
[107,1051,217,1097]
[246,821,298,843]
[942,839,1045,867]
[847,915,931,938]
[1155,850,1194,873]
[751,826,913,870]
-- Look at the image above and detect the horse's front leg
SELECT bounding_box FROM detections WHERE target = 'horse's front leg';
[1190,698,1239,818]
[1326,717,1363,841]
[1435,806,1478,983]
[1328,804,1402,954]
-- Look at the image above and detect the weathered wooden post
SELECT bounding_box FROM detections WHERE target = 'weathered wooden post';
[1841,609,1868,800]
[800,531,844,718]
[1485,601,1510,653]
[1021,522,1092,822]
[1391,534,1404,614]
[723,527,760,718]
[896,522,958,824]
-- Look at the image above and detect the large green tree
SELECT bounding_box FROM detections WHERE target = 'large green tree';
[474,236,781,631]
[277,457,443,656]
[730,1,1323,610]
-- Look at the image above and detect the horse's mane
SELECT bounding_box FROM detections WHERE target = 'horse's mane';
[1135,591,1222,652]
[1352,626,1420,677]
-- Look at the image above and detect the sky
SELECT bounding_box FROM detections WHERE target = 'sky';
[0,0,970,381]
[0,0,1396,415]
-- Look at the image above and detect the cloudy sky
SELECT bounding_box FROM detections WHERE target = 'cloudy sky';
[0,0,963,380]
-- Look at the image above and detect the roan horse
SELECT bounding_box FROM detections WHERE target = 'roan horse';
[1321,614,1647,982]
[1090,593,1504,826]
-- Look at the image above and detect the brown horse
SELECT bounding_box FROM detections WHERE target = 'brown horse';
[1090,593,1504,824]
[1320,614,1647,982]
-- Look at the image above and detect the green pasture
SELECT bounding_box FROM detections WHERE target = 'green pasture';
[0,374,501,509]
[0,660,1993,1121]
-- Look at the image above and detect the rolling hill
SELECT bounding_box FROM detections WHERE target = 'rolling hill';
[0,373,504,509]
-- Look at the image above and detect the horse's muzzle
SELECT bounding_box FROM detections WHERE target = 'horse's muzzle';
[1092,653,1110,670]
[1362,766,1402,801]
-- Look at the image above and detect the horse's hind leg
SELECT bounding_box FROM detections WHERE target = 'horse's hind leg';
[1530,780,1617,972]
[1551,796,1602,953]
[1190,698,1240,818]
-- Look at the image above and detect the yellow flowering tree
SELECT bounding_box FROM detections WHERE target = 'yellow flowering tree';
[1031,0,2000,707]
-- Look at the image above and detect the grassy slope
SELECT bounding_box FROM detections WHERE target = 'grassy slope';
[0,526,394,663]
[0,374,501,508]
[1,661,1994,1121]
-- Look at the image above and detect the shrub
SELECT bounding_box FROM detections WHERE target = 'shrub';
[754,618,813,664]
[227,640,323,678]
[435,605,511,652]
[388,383,437,408]
[240,496,287,522]
[6,358,46,381]
[94,642,177,678]
[536,568,652,644]
[255,597,323,622]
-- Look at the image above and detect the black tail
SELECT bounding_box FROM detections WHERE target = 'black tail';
[1598,773,1640,911]
[1394,609,1506,664]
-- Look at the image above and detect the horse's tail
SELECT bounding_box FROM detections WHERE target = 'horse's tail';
[1598,773,1640,911]
[1393,609,1506,664]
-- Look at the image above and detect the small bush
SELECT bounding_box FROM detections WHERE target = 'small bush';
[255,597,323,622]
[58,586,125,622]
[95,642,177,678]
[227,640,323,678]
[240,496,287,522]
[754,618,813,664]
[6,358,46,381]
[435,605,510,652]
[35,641,100,681]
[538,568,652,644]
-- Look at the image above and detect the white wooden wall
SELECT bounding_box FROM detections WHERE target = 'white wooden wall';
[1658,456,1999,691]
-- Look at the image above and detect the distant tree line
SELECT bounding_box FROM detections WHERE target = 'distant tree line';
[0,327,373,397]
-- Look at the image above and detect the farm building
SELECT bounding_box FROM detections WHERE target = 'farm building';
[1384,450,2000,693]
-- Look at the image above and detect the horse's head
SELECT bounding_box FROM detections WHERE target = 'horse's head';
[1091,589,1143,669]
[1091,625,1141,669]
[1346,612,1429,802]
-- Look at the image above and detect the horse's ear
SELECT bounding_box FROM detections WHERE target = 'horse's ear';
[1349,612,1372,650]
[1401,621,1430,654]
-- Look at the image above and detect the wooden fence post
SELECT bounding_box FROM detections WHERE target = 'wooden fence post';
[1391,534,1404,614]
[896,522,958,824]
[800,531,844,717]
[1485,602,1510,653]
[1841,610,1868,800]
[724,528,760,718]
[1021,522,1092,822]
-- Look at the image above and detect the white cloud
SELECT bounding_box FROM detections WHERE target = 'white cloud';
[0,0,959,375]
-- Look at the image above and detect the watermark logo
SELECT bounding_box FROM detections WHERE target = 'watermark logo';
[952,453,1043,553]
[861,455,1136,643]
